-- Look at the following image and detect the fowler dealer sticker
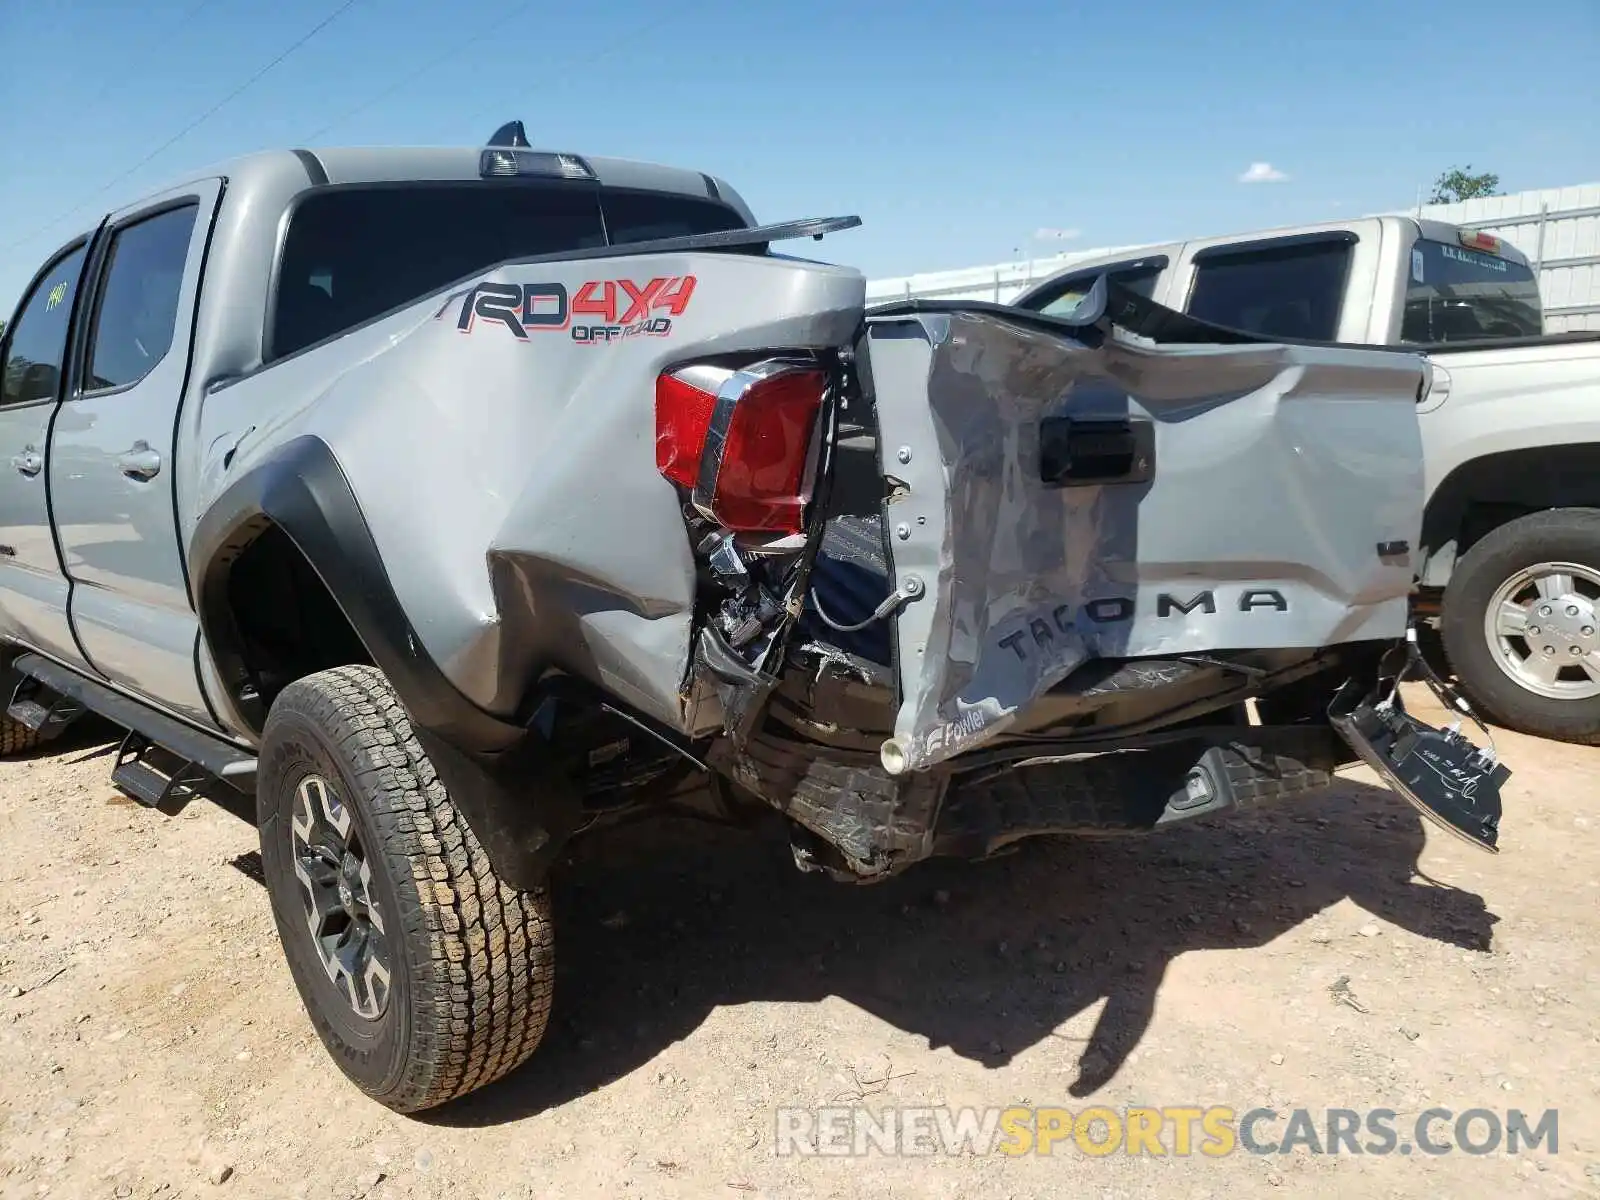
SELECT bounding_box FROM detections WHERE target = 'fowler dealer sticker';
[435,275,696,343]
[1411,248,1425,284]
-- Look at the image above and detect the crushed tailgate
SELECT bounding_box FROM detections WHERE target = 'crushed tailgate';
[861,291,1428,773]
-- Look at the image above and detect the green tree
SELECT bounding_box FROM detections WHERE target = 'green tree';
[1430,166,1502,204]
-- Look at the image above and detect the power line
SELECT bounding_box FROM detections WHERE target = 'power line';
[302,1,689,145]
[301,0,541,143]
[76,0,227,117]
[3,0,364,255]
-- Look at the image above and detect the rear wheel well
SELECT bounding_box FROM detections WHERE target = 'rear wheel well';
[1422,444,1600,577]
[218,523,370,725]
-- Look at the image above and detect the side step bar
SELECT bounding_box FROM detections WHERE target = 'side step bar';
[10,654,257,793]
[6,672,86,741]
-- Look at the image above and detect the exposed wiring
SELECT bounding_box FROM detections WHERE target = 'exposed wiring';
[808,582,918,634]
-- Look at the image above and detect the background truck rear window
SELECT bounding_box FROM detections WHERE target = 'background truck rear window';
[1400,238,1543,343]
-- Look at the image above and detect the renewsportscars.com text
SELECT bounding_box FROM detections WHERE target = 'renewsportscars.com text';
[773,1105,1559,1158]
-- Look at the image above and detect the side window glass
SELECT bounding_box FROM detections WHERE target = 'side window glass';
[85,204,199,392]
[1,244,89,407]
[1186,240,1353,341]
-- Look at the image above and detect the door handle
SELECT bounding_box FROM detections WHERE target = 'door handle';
[118,442,163,481]
[10,449,42,477]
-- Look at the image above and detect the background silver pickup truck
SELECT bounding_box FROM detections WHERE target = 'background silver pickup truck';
[0,130,1503,1112]
[1016,219,1600,745]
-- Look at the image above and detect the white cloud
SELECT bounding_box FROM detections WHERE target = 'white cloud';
[1033,226,1082,241]
[1238,162,1289,184]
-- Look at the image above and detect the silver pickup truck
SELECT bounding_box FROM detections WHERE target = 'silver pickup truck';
[0,127,1504,1111]
[1016,220,1600,746]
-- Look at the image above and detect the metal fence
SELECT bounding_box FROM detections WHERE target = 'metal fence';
[1416,184,1600,332]
[865,182,1600,332]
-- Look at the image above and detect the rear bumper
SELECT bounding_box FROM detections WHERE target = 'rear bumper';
[1330,680,1505,852]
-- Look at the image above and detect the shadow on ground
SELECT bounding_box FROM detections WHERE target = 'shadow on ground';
[427,777,1496,1128]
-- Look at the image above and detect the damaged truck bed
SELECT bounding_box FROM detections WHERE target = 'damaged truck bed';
[0,138,1506,1110]
[698,278,1507,879]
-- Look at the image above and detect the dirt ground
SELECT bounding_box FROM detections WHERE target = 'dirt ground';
[2,686,1597,1200]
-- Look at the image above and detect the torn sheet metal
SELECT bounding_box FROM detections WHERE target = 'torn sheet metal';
[864,310,1427,774]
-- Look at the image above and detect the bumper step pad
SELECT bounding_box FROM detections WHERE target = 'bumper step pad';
[1330,684,1504,853]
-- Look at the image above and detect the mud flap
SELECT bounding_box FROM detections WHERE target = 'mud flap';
[1328,644,1506,853]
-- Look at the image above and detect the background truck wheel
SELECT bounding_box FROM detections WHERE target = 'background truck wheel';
[1441,507,1600,745]
[257,665,555,1112]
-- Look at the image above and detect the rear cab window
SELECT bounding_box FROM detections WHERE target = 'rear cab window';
[1400,237,1542,343]
[1185,235,1355,341]
[602,190,745,245]
[269,183,746,360]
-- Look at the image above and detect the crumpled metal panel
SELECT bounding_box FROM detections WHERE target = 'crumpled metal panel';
[864,311,1427,774]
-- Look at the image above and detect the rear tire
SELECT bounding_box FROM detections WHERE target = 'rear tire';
[1441,508,1600,745]
[258,665,554,1112]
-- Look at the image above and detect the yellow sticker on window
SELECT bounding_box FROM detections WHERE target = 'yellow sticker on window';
[45,282,68,311]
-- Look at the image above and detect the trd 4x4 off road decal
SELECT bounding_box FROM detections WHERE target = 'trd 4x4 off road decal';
[436,276,697,344]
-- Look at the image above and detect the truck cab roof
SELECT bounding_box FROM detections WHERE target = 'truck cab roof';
[97,144,756,241]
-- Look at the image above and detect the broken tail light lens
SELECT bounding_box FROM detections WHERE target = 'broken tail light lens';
[655,360,828,534]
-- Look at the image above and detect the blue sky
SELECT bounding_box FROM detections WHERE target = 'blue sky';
[2,0,1596,310]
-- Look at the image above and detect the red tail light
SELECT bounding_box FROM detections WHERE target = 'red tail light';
[655,360,828,534]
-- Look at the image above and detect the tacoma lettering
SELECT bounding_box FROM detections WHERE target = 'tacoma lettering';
[996,588,1292,661]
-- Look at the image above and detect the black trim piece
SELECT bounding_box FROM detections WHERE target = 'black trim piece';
[11,651,256,780]
[190,435,524,751]
[486,120,531,148]
[1102,278,1393,349]
[290,148,329,186]
[701,172,722,201]
[1420,330,1600,353]
[170,180,228,612]
[190,435,582,885]
[871,276,1393,352]
[511,213,860,260]
[1013,254,1171,312]
[1190,229,1361,264]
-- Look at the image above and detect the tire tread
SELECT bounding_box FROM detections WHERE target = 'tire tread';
[265,665,553,1112]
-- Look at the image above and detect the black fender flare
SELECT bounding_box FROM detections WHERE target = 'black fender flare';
[191,434,580,887]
